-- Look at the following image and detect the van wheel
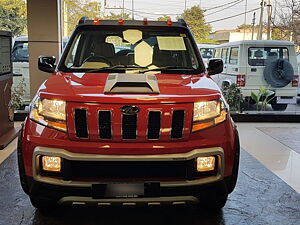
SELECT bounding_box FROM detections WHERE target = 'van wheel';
[271,103,288,111]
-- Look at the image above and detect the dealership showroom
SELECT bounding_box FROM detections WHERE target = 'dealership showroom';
[0,0,300,224]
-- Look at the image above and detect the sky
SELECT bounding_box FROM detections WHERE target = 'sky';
[104,0,267,31]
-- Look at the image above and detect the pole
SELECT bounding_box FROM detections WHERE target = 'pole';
[132,0,134,20]
[185,0,187,10]
[243,0,248,40]
[252,12,256,40]
[267,0,272,40]
[258,0,265,40]
[122,0,125,18]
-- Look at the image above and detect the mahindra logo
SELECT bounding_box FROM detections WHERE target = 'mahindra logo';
[121,105,140,115]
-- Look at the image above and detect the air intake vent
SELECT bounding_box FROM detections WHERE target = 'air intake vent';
[122,114,137,139]
[148,111,161,139]
[171,110,184,139]
[98,111,112,139]
[75,109,88,138]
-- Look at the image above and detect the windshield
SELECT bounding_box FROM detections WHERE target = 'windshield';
[12,41,29,62]
[199,48,214,59]
[248,47,289,66]
[60,26,201,74]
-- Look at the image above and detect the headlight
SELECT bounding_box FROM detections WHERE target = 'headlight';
[192,100,227,132]
[30,97,67,132]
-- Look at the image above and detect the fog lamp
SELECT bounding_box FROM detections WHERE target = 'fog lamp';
[196,156,215,172]
[42,156,62,172]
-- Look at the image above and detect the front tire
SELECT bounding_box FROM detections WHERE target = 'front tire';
[271,103,288,111]
[29,196,57,212]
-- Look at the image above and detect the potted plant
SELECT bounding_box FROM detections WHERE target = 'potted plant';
[8,79,26,121]
[250,87,275,111]
[222,83,244,113]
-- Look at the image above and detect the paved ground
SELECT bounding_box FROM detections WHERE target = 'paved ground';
[258,127,300,154]
[0,149,299,225]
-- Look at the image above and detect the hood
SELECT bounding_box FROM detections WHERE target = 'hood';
[38,72,222,104]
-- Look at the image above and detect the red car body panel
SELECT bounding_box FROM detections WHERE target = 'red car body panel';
[22,72,237,179]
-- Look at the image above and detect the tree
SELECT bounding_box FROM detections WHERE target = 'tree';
[272,0,300,44]
[236,24,253,31]
[180,6,211,43]
[157,15,171,21]
[104,12,130,20]
[0,0,27,36]
[64,0,101,36]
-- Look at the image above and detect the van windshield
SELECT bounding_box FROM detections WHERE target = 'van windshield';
[248,47,289,66]
[60,26,202,74]
[12,42,29,62]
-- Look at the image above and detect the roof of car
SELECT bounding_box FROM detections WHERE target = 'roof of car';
[216,40,295,47]
[77,18,188,28]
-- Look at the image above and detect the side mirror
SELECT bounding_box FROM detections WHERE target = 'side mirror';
[207,58,223,75]
[38,56,56,73]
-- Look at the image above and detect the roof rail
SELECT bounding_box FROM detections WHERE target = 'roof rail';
[78,16,89,24]
[177,19,187,27]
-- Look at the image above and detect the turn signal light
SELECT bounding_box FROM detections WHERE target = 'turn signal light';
[42,156,62,172]
[196,156,215,172]
[292,75,299,87]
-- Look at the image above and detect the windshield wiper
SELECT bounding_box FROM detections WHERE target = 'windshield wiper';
[138,66,195,73]
[85,65,148,73]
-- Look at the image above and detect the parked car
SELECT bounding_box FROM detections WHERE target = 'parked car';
[12,36,69,106]
[197,44,218,66]
[213,40,299,111]
[18,18,240,210]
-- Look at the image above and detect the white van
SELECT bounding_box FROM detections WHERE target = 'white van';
[197,44,218,66]
[11,36,69,106]
[213,40,299,111]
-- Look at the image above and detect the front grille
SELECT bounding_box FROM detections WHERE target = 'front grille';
[122,114,137,139]
[69,103,191,141]
[98,111,112,139]
[171,110,184,139]
[74,109,88,138]
[148,111,161,139]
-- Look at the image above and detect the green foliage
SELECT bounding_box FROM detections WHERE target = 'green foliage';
[157,15,171,21]
[0,0,27,35]
[9,78,26,110]
[236,24,253,31]
[64,0,101,36]
[104,12,130,20]
[250,87,275,111]
[180,5,211,43]
[222,84,244,112]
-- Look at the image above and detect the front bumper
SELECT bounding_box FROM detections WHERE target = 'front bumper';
[33,146,224,188]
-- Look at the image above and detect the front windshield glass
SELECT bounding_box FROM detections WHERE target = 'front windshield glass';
[12,41,29,62]
[199,48,214,59]
[61,27,201,74]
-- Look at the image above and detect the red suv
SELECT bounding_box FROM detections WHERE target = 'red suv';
[17,18,240,210]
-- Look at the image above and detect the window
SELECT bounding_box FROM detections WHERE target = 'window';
[200,48,214,59]
[12,42,28,62]
[214,48,222,58]
[221,48,229,64]
[248,47,289,66]
[61,27,202,74]
[229,47,239,65]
